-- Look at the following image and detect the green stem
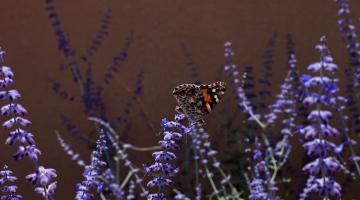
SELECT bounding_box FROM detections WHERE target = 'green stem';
[120,171,133,190]
[100,192,107,200]
[204,166,221,200]
[241,102,267,129]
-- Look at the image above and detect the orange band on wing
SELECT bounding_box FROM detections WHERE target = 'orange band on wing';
[202,89,212,102]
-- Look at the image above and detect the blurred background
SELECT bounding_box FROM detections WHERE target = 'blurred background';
[0,0,360,199]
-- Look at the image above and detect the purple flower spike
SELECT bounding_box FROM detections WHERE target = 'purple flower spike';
[0,49,57,199]
[0,50,40,161]
[334,0,360,136]
[299,36,344,199]
[80,8,112,62]
[55,132,85,166]
[76,131,107,200]
[144,114,189,199]
[248,179,268,200]
[0,165,22,200]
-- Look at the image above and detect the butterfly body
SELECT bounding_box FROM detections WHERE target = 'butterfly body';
[173,81,226,122]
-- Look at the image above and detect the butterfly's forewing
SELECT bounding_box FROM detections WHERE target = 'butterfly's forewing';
[199,81,226,112]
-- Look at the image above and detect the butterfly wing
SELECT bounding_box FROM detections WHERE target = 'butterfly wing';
[173,83,201,115]
[199,81,226,113]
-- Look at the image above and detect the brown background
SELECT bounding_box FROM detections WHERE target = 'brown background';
[0,0,360,199]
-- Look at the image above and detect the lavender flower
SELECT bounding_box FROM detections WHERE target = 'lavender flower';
[0,165,22,200]
[334,0,360,136]
[271,50,298,167]
[224,42,259,126]
[189,121,236,197]
[0,52,40,161]
[26,167,57,200]
[60,114,91,143]
[224,41,271,130]
[76,132,107,200]
[144,114,188,199]
[82,64,107,119]
[299,36,343,199]
[258,33,276,111]
[88,116,150,198]
[99,169,125,199]
[44,0,82,84]
[57,128,134,199]
[56,131,86,166]
[265,69,296,125]
[80,8,112,62]
[49,78,76,102]
[1,48,57,199]
[247,138,279,200]
[102,32,133,86]
[248,179,268,200]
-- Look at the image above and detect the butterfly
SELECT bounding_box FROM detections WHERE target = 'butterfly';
[172,81,226,123]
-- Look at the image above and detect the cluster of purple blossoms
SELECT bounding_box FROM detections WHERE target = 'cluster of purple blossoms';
[224,41,288,199]
[298,36,345,199]
[75,132,107,200]
[0,48,57,200]
[144,111,232,199]
[223,42,260,127]
[61,129,133,199]
[224,41,281,129]
[257,33,276,111]
[0,165,22,200]
[265,68,296,125]
[45,0,82,85]
[100,169,126,199]
[56,131,86,167]
[334,0,360,87]
[0,51,39,161]
[248,178,268,200]
[334,0,360,138]
[268,48,298,167]
[144,113,189,200]
[26,167,57,200]
[88,116,151,199]
[247,137,279,200]
[189,121,236,199]
[80,8,112,62]
[58,126,145,199]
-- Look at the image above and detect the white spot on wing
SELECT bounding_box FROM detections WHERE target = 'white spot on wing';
[214,95,219,102]
[206,103,212,112]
